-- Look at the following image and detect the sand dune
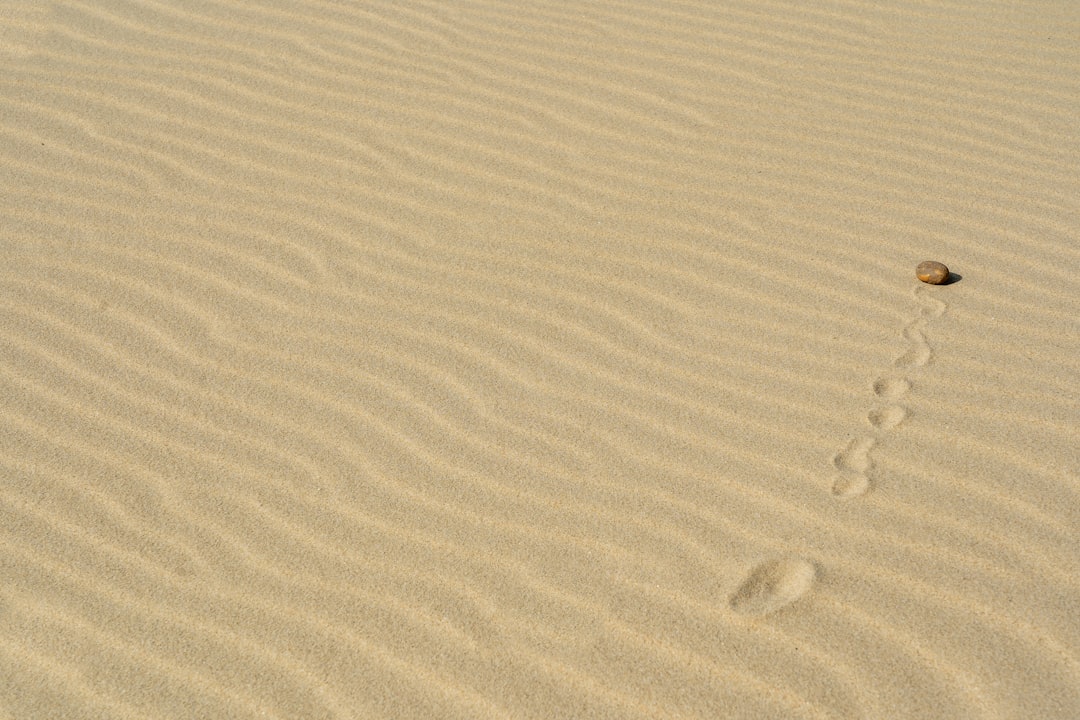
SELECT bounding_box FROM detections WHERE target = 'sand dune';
[2,0,1078,717]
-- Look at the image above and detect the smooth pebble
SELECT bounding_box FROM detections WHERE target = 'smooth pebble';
[916,260,950,285]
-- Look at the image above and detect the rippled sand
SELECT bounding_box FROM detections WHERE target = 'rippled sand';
[2,1,1078,717]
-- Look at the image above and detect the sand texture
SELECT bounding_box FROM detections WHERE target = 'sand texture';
[2,1,1079,718]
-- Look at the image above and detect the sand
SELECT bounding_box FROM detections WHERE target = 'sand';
[1,0,1078,717]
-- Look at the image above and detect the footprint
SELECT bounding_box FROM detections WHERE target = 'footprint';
[831,437,875,498]
[833,437,874,474]
[873,377,910,399]
[832,473,869,499]
[915,285,946,318]
[729,558,816,616]
[868,405,907,431]
[893,286,945,367]
[894,320,932,368]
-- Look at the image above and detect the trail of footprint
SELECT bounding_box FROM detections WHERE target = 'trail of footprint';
[735,284,946,618]
[830,285,947,499]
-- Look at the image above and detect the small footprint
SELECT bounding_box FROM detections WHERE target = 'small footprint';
[832,472,869,499]
[868,405,906,431]
[834,436,874,474]
[915,285,946,318]
[893,286,945,368]
[873,377,911,400]
[729,558,816,616]
[894,320,931,368]
[832,437,875,498]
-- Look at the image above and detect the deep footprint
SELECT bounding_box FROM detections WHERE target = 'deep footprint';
[729,558,816,616]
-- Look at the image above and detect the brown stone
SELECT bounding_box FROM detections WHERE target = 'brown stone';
[916,260,950,284]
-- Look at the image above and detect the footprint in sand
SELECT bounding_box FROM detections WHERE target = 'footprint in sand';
[868,404,907,431]
[729,558,817,617]
[893,321,932,368]
[868,378,911,432]
[832,437,875,498]
[872,377,911,399]
[830,284,948,499]
[893,285,944,367]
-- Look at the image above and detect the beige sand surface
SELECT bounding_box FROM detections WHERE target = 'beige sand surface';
[2,1,1078,717]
